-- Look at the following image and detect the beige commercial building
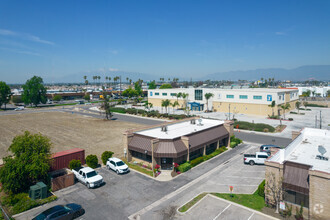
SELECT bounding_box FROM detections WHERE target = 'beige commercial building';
[265,128,330,220]
[123,118,233,170]
[148,88,299,116]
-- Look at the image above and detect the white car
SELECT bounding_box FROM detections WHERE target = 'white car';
[14,107,24,111]
[106,157,130,174]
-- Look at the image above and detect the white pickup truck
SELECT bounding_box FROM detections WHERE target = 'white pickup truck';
[72,167,104,188]
[243,152,269,165]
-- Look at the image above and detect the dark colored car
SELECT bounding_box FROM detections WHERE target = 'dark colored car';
[32,203,84,220]
[260,144,281,155]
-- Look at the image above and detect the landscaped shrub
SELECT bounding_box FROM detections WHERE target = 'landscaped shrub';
[69,159,81,170]
[234,121,275,132]
[190,157,204,167]
[110,107,126,114]
[86,155,98,168]
[306,103,327,108]
[230,142,237,148]
[178,162,191,173]
[290,111,298,114]
[288,118,293,121]
[101,151,114,165]
[257,180,265,197]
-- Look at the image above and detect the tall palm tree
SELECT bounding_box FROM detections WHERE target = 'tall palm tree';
[175,92,182,109]
[126,77,129,84]
[204,93,214,112]
[83,75,87,83]
[280,103,291,119]
[161,99,171,114]
[105,76,108,87]
[171,101,179,114]
[295,101,301,114]
[268,100,276,117]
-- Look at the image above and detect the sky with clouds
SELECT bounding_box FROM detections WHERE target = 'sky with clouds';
[0,0,330,83]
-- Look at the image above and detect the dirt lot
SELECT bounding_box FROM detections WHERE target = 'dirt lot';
[0,111,142,160]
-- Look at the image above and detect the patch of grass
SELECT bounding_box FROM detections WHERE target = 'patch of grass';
[122,159,153,177]
[211,190,265,211]
[54,103,77,106]
[178,192,207,212]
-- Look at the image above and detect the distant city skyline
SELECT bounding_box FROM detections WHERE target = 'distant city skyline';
[1,0,330,83]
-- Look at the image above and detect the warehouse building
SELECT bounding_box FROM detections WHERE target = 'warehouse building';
[123,118,232,170]
[148,88,299,116]
[265,128,330,220]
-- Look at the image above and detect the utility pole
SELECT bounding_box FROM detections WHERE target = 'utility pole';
[320,111,322,129]
[229,104,231,120]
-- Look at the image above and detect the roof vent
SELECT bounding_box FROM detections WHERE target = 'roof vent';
[191,119,196,124]
[316,145,328,161]
[197,118,203,126]
[161,125,168,132]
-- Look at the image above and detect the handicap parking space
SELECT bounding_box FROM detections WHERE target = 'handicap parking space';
[178,194,276,220]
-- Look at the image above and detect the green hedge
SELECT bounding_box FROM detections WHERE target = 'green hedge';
[234,121,275,132]
[69,159,81,170]
[1,192,57,215]
[204,146,227,160]
[110,107,126,114]
[306,103,327,108]
[258,180,265,198]
[190,157,204,167]
[178,162,192,173]
[101,151,114,165]
[86,155,98,168]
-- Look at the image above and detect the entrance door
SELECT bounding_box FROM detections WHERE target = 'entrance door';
[161,158,173,170]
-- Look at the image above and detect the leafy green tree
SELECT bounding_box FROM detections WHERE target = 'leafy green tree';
[134,81,143,96]
[302,90,311,97]
[161,99,171,114]
[21,76,47,107]
[0,81,11,109]
[159,83,172,89]
[204,93,214,111]
[122,87,138,98]
[53,94,62,102]
[148,81,157,89]
[0,131,52,193]
[144,101,153,112]
[84,94,90,101]
[101,91,112,120]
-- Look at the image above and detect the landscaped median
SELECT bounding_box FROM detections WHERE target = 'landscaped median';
[234,121,275,133]
[122,159,154,177]
[178,180,265,213]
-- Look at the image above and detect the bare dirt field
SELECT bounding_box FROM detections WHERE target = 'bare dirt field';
[0,111,142,160]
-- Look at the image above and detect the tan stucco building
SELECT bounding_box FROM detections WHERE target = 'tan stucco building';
[265,128,330,220]
[148,88,299,116]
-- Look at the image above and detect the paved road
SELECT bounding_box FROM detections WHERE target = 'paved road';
[234,131,292,147]
[14,144,258,220]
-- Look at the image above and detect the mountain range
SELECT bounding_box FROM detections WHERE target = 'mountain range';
[45,65,330,83]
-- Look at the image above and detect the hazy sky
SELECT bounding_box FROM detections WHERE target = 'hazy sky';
[0,0,330,83]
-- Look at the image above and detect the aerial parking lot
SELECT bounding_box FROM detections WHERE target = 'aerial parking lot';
[179,194,276,220]
[14,144,268,220]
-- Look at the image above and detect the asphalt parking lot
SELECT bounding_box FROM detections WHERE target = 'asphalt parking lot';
[179,194,276,220]
[14,144,269,220]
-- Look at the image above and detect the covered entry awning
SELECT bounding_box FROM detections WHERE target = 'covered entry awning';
[283,161,311,195]
[154,139,188,158]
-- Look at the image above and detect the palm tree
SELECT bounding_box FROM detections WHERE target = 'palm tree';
[181,93,189,113]
[126,77,129,84]
[171,101,179,114]
[98,76,101,85]
[280,103,291,119]
[161,99,171,114]
[129,79,132,85]
[83,75,87,84]
[303,101,308,110]
[204,93,214,112]
[295,101,301,114]
[269,100,276,116]
[175,92,182,109]
[105,76,109,87]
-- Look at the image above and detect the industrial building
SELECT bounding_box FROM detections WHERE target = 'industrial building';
[123,118,232,170]
[147,88,299,116]
[265,128,330,220]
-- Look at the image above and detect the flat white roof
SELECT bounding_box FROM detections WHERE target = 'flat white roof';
[135,118,224,139]
[148,88,297,93]
[269,128,330,173]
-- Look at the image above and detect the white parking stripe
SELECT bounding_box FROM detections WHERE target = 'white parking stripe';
[213,204,231,220]
[247,212,255,220]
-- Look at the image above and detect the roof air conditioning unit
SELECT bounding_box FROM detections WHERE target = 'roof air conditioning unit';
[161,125,168,132]
[191,119,196,124]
